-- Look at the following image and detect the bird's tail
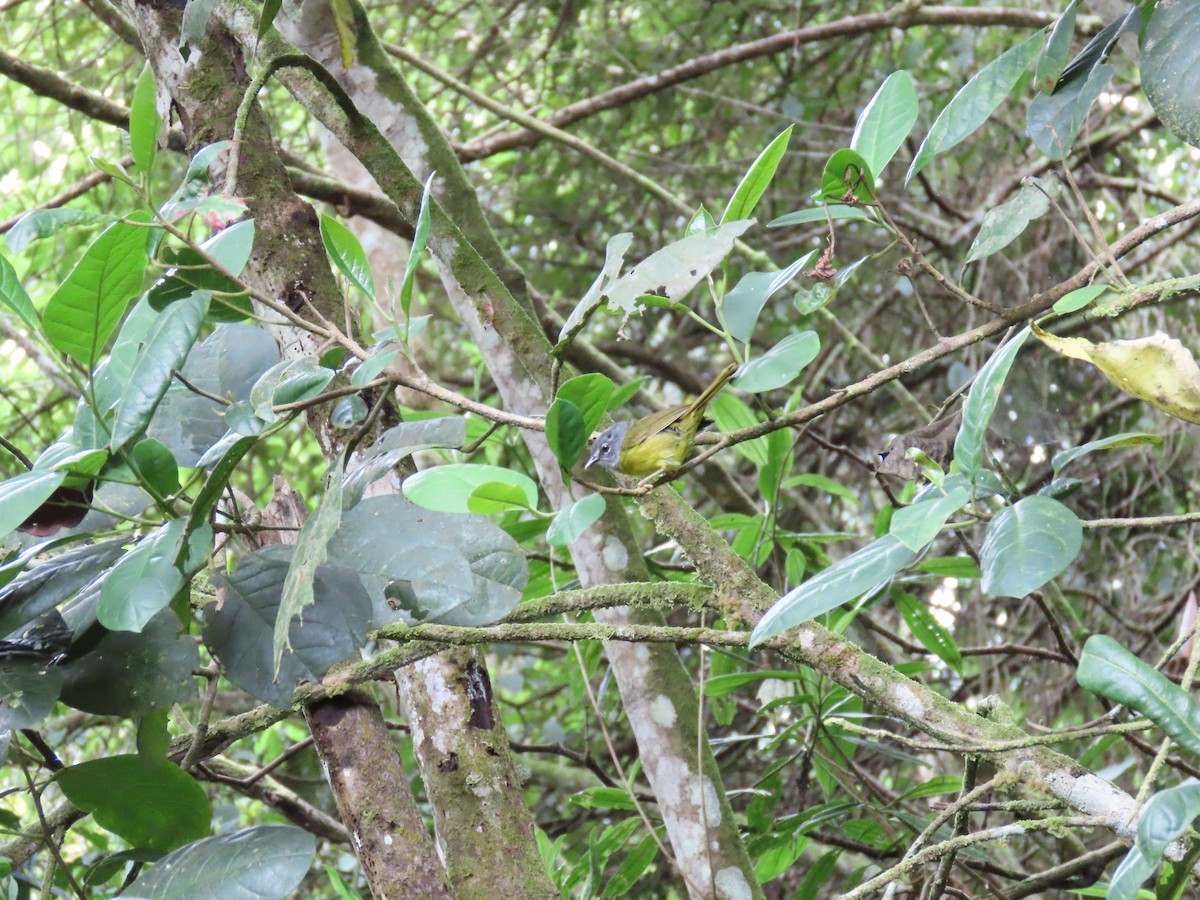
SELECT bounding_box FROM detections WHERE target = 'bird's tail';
[690,363,738,415]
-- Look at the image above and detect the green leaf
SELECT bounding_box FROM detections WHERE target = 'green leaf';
[781,473,858,506]
[733,331,819,393]
[275,454,346,672]
[555,373,614,439]
[1139,0,1200,148]
[0,657,64,731]
[754,832,809,883]
[112,291,210,450]
[964,178,1055,265]
[0,470,67,541]
[331,395,367,427]
[1078,635,1200,756]
[342,417,466,508]
[190,436,255,527]
[1052,283,1109,314]
[702,670,803,697]
[97,518,188,632]
[722,251,815,343]
[130,438,181,497]
[545,398,587,470]
[151,324,277,468]
[569,787,637,810]
[59,608,199,716]
[604,220,755,315]
[889,486,970,552]
[148,219,255,322]
[56,755,211,852]
[953,327,1030,479]
[1106,845,1156,900]
[686,206,717,236]
[403,464,539,514]
[908,30,1044,182]
[708,393,766,466]
[818,148,875,203]
[130,63,160,174]
[1052,432,1162,475]
[400,172,434,320]
[0,538,126,637]
[43,216,151,367]
[749,536,917,647]
[208,547,371,706]
[467,482,534,514]
[607,377,644,411]
[1139,781,1200,862]
[767,204,872,228]
[547,494,606,547]
[898,775,963,801]
[1027,62,1117,160]
[0,253,39,334]
[1035,0,1078,90]
[250,358,334,418]
[130,825,316,900]
[722,125,793,223]
[895,592,961,670]
[258,0,284,41]
[850,71,918,177]
[320,214,375,301]
[91,155,136,187]
[5,209,114,254]
[329,495,527,627]
[601,831,657,898]
[980,496,1081,598]
[181,0,219,46]
[198,217,255,278]
[792,851,841,900]
[350,345,398,388]
[914,556,981,579]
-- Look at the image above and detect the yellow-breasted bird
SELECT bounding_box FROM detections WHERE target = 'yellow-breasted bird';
[584,363,738,480]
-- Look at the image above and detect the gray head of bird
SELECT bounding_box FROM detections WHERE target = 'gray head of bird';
[584,422,629,471]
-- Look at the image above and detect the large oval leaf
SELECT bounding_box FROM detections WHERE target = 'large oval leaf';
[328,495,527,627]
[56,755,210,852]
[128,825,316,900]
[1139,0,1200,147]
[979,496,1081,598]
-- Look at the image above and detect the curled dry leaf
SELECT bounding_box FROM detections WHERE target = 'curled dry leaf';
[1031,323,1200,424]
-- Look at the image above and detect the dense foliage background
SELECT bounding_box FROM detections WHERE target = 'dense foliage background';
[3,0,1200,897]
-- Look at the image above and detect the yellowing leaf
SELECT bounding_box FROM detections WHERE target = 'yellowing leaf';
[1032,323,1200,424]
[331,0,356,68]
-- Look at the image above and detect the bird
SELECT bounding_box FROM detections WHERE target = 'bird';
[584,363,737,483]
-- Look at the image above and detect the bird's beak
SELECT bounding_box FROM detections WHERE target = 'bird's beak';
[583,452,598,470]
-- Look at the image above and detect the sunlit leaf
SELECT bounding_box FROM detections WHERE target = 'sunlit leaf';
[404,464,539,514]
[130,63,160,174]
[320,214,375,301]
[851,71,918,176]
[43,217,151,368]
[722,125,792,223]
